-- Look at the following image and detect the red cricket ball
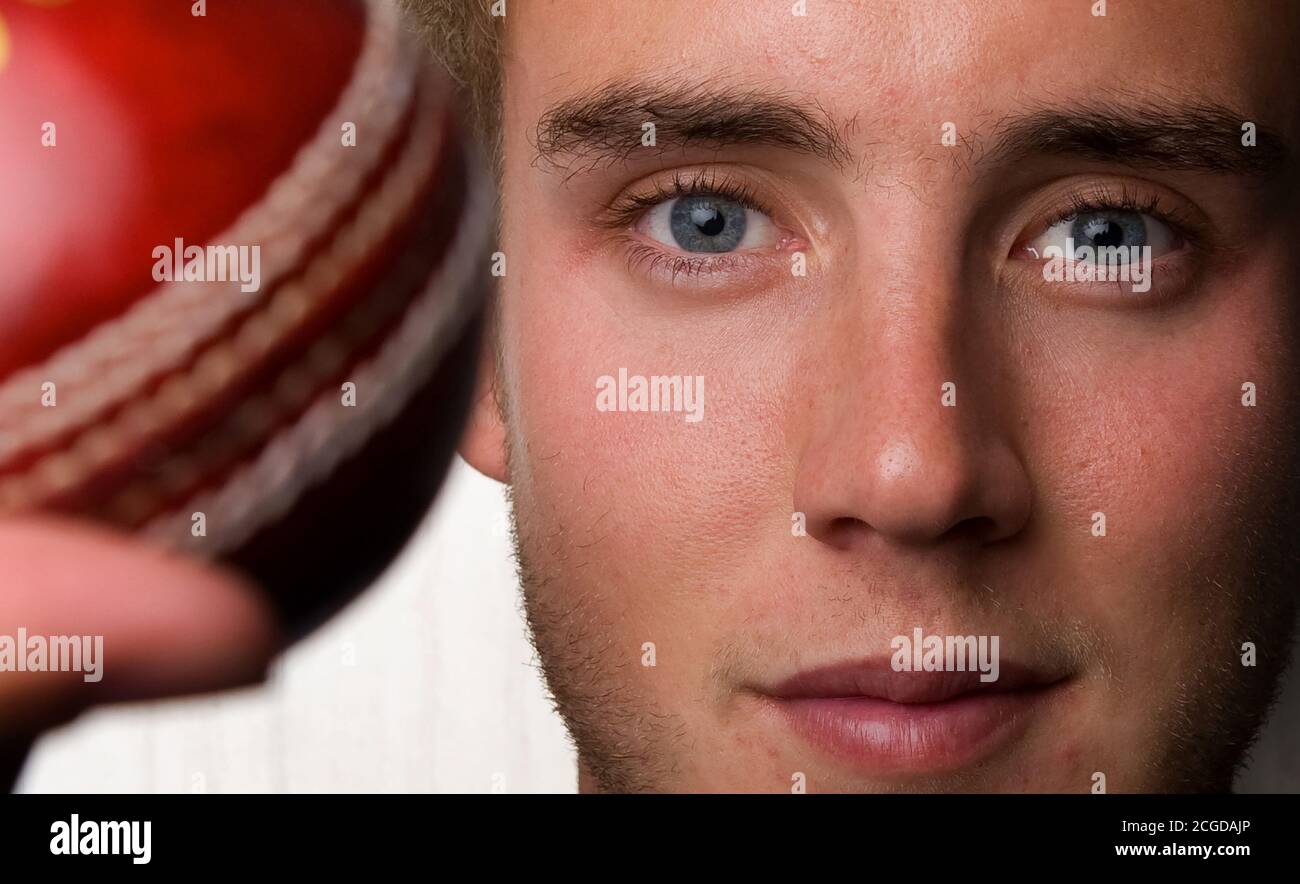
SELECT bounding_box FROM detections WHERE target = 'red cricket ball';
[0,0,493,633]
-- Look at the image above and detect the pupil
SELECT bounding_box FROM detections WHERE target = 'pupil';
[1091,221,1123,248]
[691,205,726,237]
[670,195,746,252]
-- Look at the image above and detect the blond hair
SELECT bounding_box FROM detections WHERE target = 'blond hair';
[400,0,503,171]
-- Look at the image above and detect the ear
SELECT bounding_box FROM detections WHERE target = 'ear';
[458,323,509,483]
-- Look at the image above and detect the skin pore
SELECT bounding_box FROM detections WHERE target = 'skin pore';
[459,0,1300,792]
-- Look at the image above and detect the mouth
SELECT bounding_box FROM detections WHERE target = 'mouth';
[757,658,1070,776]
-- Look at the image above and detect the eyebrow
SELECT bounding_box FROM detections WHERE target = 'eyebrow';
[533,80,1291,182]
[985,101,1290,178]
[533,78,853,171]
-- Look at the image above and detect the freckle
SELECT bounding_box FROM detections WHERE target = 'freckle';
[878,440,918,481]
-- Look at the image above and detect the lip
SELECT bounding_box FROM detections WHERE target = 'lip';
[760,658,1068,776]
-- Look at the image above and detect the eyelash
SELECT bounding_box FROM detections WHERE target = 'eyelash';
[598,168,774,231]
[598,169,784,283]
[598,173,1207,285]
[617,238,752,283]
[1033,182,1204,249]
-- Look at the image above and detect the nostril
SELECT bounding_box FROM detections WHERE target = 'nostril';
[816,513,1003,550]
[945,515,1000,545]
[820,516,872,549]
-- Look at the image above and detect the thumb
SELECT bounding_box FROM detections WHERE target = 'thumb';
[0,516,281,776]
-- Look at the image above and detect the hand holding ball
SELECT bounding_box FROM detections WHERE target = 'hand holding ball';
[0,0,492,634]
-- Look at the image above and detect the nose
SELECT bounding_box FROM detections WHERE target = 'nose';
[792,279,1032,551]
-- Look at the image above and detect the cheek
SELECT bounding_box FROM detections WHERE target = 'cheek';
[504,273,801,619]
[1025,263,1300,639]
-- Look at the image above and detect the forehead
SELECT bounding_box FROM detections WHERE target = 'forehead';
[505,0,1299,139]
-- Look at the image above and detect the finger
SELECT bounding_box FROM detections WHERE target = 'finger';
[0,515,282,736]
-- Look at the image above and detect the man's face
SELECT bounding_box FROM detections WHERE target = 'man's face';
[464,0,1300,791]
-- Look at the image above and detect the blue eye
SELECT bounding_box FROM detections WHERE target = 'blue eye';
[670,196,748,252]
[1024,204,1190,266]
[640,194,779,254]
[1022,208,1182,265]
[1071,211,1147,252]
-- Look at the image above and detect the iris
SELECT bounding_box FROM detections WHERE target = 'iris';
[668,196,748,252]
[1071,211,1147,256]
